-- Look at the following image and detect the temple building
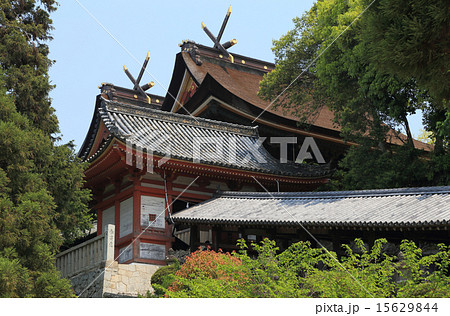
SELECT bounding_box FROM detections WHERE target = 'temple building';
[78,88,329,265]
[57,8,446,297]
[75,38,444,266]
[162,40,431,165]
[173,186,450,255]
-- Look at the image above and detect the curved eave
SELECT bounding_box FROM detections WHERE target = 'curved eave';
[83,136,328,185]
[112,139,329,185]
[161,53,193,111]
[158,51,349,146]
[78,95,104,160]
[166,51,431,152]
[180,73,355,146]
[172,217,450,231]
[83,138,123,182]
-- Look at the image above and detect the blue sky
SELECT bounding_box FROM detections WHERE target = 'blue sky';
[48,0,424,150]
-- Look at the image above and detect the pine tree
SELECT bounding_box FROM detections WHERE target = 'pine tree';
[0,0,59,135]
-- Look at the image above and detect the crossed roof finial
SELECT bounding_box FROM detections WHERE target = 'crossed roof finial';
[123,51,155,103]
[201,5,237,63]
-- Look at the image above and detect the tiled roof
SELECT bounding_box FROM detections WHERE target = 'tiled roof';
[172,186,450,229]
[179,43,432,151]
[82,98,329,178]
[100,83,165,109]
[182,51,342,133]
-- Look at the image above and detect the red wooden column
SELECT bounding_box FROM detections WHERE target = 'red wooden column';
[97,209,102,235]
[114,200,121,259]
[114,178,122,259]
[131,173,142,261]
[164,174,174,254]
[156,170,177,255]
[165,176,174,234]
[93,185,105,235]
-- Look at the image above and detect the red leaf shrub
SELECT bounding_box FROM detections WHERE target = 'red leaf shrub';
[168,248,248,293]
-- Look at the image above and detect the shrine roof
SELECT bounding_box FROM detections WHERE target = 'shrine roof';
[162,42,340,132]
[79,97,330,179]
[99,83,165,109]
[173,186,450,229]
[162,41,432,151]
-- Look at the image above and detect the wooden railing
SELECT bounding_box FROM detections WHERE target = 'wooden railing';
[174,228,190,245]
[56,224,115,278]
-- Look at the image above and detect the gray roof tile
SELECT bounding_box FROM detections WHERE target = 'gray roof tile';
[83,98,329,178]
[173,186,450,228]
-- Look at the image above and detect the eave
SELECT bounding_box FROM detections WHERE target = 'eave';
[173,217,449,232]
[84,137,329,188]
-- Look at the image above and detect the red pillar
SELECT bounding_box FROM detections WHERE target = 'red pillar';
[97,209,102,235]
[114,178,122,258]
[114,199,120,259]
[165,177,174,254]
[132,178,142,261]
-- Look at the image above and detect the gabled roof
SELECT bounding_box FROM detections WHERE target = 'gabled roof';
[79,97,330,179]
[162,43,337,126]
[173,186,450,230]
[180,47,340,132]
[100,83,165,109]
[162,41,432,151]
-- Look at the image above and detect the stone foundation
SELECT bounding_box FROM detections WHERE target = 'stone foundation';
[70,263,106,298]
[69,260,162,298]
[103,261,162,297]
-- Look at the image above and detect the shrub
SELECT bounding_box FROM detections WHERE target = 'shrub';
[166,248,250,298]
[147,238,450,298]
[149,260,180,297]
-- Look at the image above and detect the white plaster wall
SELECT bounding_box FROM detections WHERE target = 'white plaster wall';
[140,242,165,261]
[141,195,165,229]
[102,206,115,231]
[119,197,133,238]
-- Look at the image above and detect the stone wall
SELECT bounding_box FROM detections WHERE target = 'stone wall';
[58,224,163,297]
[103,261,162,297]
[69,262,106,298]
[68,260,162,297]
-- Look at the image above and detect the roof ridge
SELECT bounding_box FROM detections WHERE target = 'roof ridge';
[218,186,450,199]
[180,41,275,73]
[101,98,259,137]
[194,42,275,67]
[100,82,165,100]
[171,217,450,227]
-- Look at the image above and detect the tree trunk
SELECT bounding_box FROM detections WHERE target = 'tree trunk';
[402,115,415,149]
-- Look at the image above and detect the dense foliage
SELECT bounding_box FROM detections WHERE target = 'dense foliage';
[258,0,449,189]
[150,239,450,298]
[0,1,91,297]
[167,248,248,298]
[362,0,449,108]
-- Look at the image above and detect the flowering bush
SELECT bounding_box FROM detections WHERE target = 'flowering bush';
[150,239,450,298]
[166,248,250,298]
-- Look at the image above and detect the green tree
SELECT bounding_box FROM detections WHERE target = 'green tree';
[361,0,449,106]
[361,0,449,182]
[0,0,59,135]
[153,239,450,298]
[0,1,92,297]
[259,0,449,188]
